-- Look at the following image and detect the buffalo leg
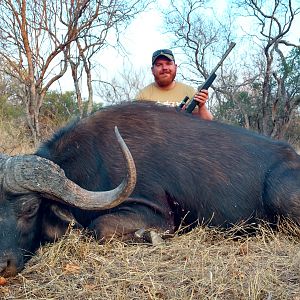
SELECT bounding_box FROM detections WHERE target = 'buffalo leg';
[88,200,175,243]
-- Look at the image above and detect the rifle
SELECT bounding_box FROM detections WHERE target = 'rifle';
[184,42,236,113]
[177,96,190,110]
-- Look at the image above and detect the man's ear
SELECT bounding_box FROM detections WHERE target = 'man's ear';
[151,66,154,75]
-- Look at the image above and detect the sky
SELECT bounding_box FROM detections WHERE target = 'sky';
[101,0,228,75]
[55,0,300,103]
[97,1,171,82]
[116,0,300,68]
[55,2,169,100]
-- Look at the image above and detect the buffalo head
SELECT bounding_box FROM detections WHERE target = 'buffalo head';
[0,127,136,277]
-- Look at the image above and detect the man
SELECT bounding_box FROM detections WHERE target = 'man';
[135,49,213,120]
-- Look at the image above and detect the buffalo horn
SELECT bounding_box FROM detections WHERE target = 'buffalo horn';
[1,126,136,210]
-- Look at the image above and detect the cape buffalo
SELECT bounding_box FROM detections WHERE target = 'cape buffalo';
[0,101,300,277]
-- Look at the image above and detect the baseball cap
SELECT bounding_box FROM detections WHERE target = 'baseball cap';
[152,49,175,65]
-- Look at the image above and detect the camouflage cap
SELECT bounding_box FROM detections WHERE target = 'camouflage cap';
[152,49,175,65]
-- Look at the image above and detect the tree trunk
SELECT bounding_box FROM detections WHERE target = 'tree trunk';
[86,63,93,116]
[70,60,84,118]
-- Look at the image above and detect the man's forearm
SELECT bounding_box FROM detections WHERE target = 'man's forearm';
[193,106,213,120]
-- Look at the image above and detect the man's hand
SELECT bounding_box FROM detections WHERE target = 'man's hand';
[191,89,213,120]
[193,89,208,107]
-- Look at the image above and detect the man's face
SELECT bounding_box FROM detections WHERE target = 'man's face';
[151,57,177,87]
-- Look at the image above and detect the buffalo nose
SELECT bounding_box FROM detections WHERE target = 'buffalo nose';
[0,254,21,277]
[0,261,8,273]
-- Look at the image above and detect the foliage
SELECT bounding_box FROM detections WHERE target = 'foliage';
[214,92,250,127]
[39,90,103,138]
[67,0,151,116]
[281,47,300,99]
[41,91,80,124]
[282,111,300,149]
[0,95,24,121]
[0,89,103,147]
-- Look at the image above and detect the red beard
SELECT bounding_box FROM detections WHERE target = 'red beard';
[154,72,176,87]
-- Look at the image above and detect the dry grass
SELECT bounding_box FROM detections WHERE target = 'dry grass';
[0,121,34,155]
[1,223,299,300]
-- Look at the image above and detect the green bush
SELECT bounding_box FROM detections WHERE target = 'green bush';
[0,95,24,120]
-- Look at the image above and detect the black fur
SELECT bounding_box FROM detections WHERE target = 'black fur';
[1,101,300,276]
[36,101,300,231]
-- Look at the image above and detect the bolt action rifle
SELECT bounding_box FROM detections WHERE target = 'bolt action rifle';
[177,42,236,113]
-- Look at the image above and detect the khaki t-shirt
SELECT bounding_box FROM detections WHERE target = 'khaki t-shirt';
[135,82,196,107]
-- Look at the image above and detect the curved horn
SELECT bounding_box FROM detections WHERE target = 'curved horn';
[2,126,136,210]
[0,153,10,182]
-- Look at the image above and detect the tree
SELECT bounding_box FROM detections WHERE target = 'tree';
[162,0,300,139]
[95,64,149,104]
[277,47,300,136]
[66,0,150,117]
[236,0,300,138]
[0,1,92,143]
[162,0,246,121]
[0,0,150,144]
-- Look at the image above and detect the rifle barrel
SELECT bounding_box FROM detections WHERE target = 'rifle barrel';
[185,42,236,114]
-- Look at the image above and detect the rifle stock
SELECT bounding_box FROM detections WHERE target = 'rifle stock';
[176,96,190,111]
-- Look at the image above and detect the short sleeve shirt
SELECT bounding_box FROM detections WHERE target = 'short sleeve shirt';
[135,82,196,107]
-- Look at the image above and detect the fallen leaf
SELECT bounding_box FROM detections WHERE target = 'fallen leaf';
[63,263,81,274]
[84,284,97,290]
[0,277,7,285]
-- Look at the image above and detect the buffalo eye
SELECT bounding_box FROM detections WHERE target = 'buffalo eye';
[6,192,41,219]
[13,195,41,219]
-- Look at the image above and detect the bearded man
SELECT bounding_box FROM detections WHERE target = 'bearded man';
[135,49,213,120]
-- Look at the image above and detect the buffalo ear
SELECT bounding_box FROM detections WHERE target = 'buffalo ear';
[41,204,82,242]
[50,204,81,226]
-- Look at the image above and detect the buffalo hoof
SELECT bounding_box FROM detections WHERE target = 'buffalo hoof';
[134,228,165,246]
